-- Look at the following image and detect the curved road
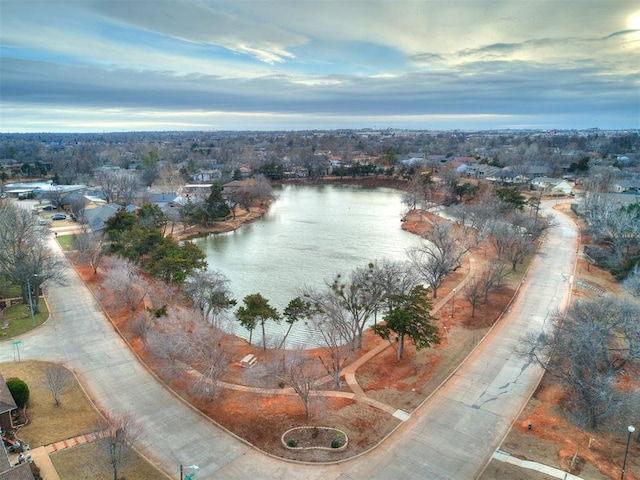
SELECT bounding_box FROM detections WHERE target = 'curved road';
[0,202,578,479]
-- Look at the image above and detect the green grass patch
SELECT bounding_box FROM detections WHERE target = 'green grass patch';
[55,234,73,250]
[0,283,21,298]
[0,300,49,339]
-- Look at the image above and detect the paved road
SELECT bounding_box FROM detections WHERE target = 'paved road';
[0,202,578,479]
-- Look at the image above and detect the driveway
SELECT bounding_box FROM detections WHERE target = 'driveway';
[0,202,578,479]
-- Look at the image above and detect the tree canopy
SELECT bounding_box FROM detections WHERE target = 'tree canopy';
[236,293,280,350]
[371,285,439,360]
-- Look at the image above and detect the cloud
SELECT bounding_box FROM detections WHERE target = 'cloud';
[0,1,638,132]
[91,0,307,64]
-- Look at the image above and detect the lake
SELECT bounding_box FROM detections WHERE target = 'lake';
[193,183,425,346]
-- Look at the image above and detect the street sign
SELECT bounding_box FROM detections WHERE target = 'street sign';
[12,340,22,362]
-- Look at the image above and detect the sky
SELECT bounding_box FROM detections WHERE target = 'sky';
[1,0,639,133]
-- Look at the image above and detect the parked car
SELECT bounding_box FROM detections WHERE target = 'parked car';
[42,205,56,211]
[38,219,50,226]
[51,213,67,221]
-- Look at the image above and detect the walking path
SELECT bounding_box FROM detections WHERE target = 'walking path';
[0,202,578,479]
[493,450,584,480]
[217,255,478,422]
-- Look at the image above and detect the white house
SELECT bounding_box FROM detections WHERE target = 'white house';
[530,177,573,195]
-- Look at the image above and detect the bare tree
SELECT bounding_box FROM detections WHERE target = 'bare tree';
[94,411,144,480]
[463,275,484,319]
[519,297,640,430]
[94,169,139,205]
[622,263,640,298]
[42,365,72,407]
[450,194,498,247]
[490,223,536,272]
[40,185,66,209]
[309,292,355,389]
[184,268,236,323]
[156,165,183,193]
[145,327,190,380]
[271,348,321,418]
[130,310,153,347]
[103,256,147,315]
[372,259,417,317]
[328,263,384,348]
[72,225,106,274]
[180,319,230,399]
[145,307,231,396]
[0,202,67,311]
[408,221,469,298]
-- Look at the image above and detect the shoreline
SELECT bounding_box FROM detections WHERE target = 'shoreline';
[172,204,270,241]
[173,175,410,241]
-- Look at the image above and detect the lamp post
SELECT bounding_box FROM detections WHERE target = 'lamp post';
[451,288,456,318]
[180,464,198,480]
[26,274,38,327]
[621,425,635,479]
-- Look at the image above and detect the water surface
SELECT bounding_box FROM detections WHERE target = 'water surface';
[193,184,424,345]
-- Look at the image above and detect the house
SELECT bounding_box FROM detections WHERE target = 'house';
[221,181,244,197]
[0,375,16,434]
[452,156,476,165]
[148,193,179,211]
[530,177,573,195]
[84,203,122,233]
[182,184,213,199]
[192,170,222,182]
[486,169,528,185]
[611,179,640,193]
[0,453,35,480]
[525,165,550,178]
[465,163,501,178]
[401,157,424,168]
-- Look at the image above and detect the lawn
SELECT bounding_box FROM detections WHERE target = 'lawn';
[52,442,164,480]
[1,301,49,339]
[0,281,21,299]
[1,361,101,447]
[0,360,167,479]
[55,233,73,250]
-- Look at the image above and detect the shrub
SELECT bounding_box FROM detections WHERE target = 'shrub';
[6,378,29,408]
[331,438,341,449]
[287,439,297,448]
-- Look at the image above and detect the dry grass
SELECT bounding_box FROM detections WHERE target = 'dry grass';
[51,442,164,480]
[1,360,101,447]
[0,360,167,479]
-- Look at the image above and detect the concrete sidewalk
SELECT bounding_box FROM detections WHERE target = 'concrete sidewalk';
[27,433,100,480]
[28,447,59,480]
[493,450,584,480]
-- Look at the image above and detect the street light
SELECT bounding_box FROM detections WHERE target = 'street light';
[621,424,635,479]
[180,464,198,480]
[26,274,38,327]
[451,288,457,318]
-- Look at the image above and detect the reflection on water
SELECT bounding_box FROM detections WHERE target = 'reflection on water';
[193,184,424,346]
